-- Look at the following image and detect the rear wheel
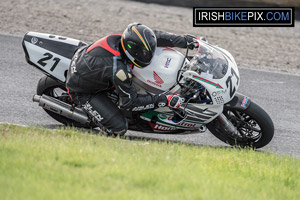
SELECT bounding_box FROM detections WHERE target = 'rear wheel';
[207,102,274,149]
[37,76,94,128]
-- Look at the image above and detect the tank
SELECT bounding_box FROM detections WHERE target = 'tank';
[132,47,185,94]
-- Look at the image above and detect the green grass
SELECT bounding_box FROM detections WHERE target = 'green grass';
[0,124,299,200]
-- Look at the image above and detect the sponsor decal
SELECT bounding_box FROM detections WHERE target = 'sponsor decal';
[83,102,104,122]
[153,71,164,84]
[241,96,249,108]
[212,89,226,97]
[177,121,196,128]
[153,124,176,131]
[164,58,172,68]
[147,80,162,87]
[31,37,38,44]
[147,71,164,87]
[166,116,197,127]
[158,102,166,107]
[70,53,78,73]
[44,104,60,113]
[158,114,197,128]
[132,104,154,111]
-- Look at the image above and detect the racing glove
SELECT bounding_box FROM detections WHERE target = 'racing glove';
[167,94,185,108]
[156,94,184,109]
[184,34,199,50]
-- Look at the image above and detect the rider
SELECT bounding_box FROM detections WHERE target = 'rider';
[66,23,198,136]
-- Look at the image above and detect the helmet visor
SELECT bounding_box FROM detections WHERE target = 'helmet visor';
[127,41,153,64]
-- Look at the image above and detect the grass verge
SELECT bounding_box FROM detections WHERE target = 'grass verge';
[0,124,299,200]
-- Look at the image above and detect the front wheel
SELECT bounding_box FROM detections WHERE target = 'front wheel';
[207,102,274,149]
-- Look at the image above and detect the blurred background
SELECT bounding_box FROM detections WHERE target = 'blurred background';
[0,0,299,74]
[132,0,300,20]
[132,0,300,7]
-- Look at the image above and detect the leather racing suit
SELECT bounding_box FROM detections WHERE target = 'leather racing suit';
[66,30,191,135]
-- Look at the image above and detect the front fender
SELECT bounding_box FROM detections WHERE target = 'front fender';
[224,93,251,111]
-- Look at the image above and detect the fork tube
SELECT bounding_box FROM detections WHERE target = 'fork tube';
[217,113,240,137]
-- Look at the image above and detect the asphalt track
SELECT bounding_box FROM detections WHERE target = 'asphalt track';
[1,34,300,157]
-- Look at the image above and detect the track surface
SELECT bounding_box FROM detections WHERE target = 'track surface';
[1,34,300,157]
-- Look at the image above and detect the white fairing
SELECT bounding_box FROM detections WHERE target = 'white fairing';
[132,47,185,93]
[23,32,84,82]
[181,40,240,105]
[135,41,240,129]
[26,32,81,46]
[24,42,71,82]
[132,42,239,105]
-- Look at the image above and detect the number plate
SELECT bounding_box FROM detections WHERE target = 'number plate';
[24,41,71,82]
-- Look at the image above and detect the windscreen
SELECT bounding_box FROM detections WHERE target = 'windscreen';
[191,43,229,79]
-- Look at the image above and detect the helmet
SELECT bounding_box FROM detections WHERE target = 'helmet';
[121,23,157,68]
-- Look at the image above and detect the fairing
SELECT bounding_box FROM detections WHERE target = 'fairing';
[132,47,185,94]
[183,40,240,105]
[133,40,240,132]
[22,32,86,82]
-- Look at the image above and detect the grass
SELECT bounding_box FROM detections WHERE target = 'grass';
[0,124,300,200]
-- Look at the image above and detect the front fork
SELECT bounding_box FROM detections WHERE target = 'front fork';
[216,93,251,138]
[217,113,241,138]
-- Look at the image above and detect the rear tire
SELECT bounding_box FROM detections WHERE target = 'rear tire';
[207,102,274,149]
[37,76,94,128]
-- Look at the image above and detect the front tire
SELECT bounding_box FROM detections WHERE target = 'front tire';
[207,102,274,149]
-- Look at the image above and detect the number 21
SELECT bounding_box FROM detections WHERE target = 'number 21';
[226,68,239,98]
[37,53,61,72]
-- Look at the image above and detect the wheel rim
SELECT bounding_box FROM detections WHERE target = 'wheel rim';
[224,110,262,143]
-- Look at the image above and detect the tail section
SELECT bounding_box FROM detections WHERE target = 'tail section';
[22,32,87,82]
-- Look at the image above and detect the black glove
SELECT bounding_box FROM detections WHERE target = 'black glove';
[156,94,184,109]
[167,94,184,108]
[184,34,199,50]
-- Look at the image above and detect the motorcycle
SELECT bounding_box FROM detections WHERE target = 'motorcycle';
[22,32,274,148]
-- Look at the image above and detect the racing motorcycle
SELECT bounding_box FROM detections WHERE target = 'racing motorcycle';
[22,32,274,148]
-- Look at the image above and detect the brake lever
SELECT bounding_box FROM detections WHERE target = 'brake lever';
[170,88,202,123]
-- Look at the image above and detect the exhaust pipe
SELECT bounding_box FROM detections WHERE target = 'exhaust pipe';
[33,94,89,124]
